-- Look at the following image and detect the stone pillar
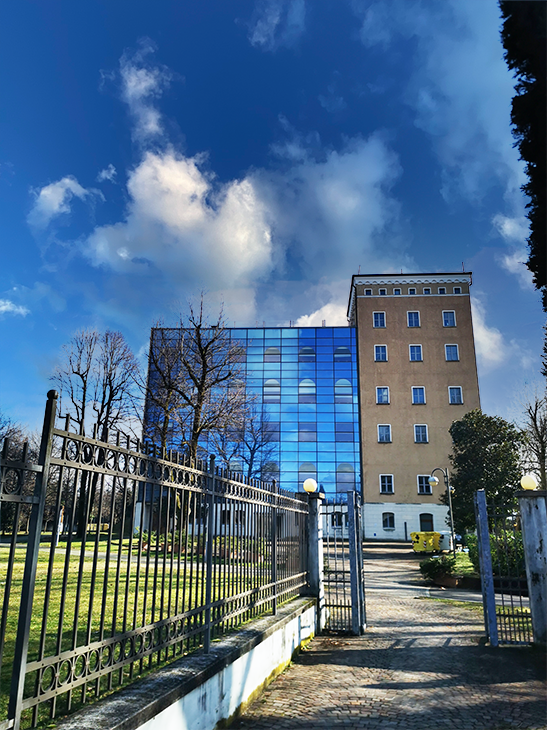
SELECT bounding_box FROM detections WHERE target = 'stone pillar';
[307,493,325,633]
[517,490,547,645]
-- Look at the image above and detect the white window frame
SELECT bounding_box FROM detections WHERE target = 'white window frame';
[407,310,420,328]
[411,386,426,404]
[445,344,459,361]
[377,424,392,443]
[376,386,390,405]
[379,474,394,494]
[393,288,401,295]
[374,345,388,362]
[417,475,432,495]
[382,512,395,530]
[438,287,446,294]
[365,288,372,296]
[414,424,428,443]
[379,288,387,296]
[409,344,423,361]
[373,311,386,328]
[408,287,416,295]
[453,286,462,294]
[423,287,431,294]
[443,310,456,327]
[449,386,463,404]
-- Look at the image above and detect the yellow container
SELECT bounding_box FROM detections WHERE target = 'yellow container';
[410,531,440,553]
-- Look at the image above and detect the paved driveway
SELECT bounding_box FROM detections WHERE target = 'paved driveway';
[232,542,546,730]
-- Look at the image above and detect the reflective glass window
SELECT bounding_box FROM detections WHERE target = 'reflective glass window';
[264,346,281,362]
[298,378,316,403]
[264,378,281,403]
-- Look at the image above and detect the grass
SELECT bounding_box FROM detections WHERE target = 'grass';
[0,530,289,729]
[453,551,477,577]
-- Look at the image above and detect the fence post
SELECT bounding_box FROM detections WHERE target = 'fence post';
[347,491,365,635]
[203,455,215,654]
[517,490,547,645]
[474,489,498,647]
[307,492,325,634]
[271,479,277,616]
[9,390,58,729]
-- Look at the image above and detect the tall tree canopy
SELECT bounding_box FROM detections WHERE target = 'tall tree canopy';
[499,1,546,310]
[448,409,525,533]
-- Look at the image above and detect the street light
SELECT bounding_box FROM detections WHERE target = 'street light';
[429,467,456,555]
[520,474,538,491]
[303,478,318,493]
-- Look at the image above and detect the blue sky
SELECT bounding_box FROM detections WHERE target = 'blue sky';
[0,0,543,431]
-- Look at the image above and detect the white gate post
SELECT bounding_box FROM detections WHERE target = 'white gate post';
[308,493,325,633]
[517,490,547,645]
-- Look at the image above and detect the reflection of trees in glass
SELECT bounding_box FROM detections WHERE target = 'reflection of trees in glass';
[298,462,316,491]
[336,463,355,493]
[298,379,316,403]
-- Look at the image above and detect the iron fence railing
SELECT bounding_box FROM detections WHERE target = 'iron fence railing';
[0,392,309,730]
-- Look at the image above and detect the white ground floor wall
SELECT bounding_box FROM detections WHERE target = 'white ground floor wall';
[363,502,450,541]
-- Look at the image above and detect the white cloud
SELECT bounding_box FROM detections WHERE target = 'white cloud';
[471,296,507,371]
[27,176,101,229]
[248,0,306,51]
[499,248,534,290]
[355,0,525,208]
[0,299,29,317]
[294,301,348,327]
[97,164,117,182]
[492,213,529,243]
[118,40,172,143]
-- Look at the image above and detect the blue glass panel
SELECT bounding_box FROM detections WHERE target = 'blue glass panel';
[333,328,351,338]
[282,329,298,339]
[317,404,334,412]
[281,363,298,372]
[230,330,248,339]
[247,354,264,363]
[317,328,333,337]
[265,329,281,338]
[247,329,264,339]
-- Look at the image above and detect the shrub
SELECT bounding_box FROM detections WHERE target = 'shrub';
[419,555,456,581]
[466,532,525,577]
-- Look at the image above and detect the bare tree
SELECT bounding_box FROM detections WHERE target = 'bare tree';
[51,329,139,438]
[522,393,547,489]
[239,404,277,481]
[145,297,249,461]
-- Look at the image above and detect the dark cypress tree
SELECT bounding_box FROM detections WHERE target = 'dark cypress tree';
[499,2,546,310]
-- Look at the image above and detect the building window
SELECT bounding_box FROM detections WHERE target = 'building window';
[380,475,394,494]
[443,311,456,327]
[449,386,463,404]
[376,386,389,404]
[374,345,387,362]
[331,512,348,527]
[420,513,434,531]
[378,424,392,443]
[264,379,281,403]
[407,311,420,327]
[264,346,281,362]
[298,378,316,403]
[382,512,395,530]
[408,288,416,295]
[445,344,459,361]
[335,423,354,442]
[414,424,428,443]
[336,463,355,493]
[418,476,432,494]
[298,463,316,492]
[423,287,431,294]
[266,422,280,441]
[438,287,446,294]
[453,287,462,294]
[379,288,387,295]
[394,288,401,295]
[373,311,386,328]
[412,386,425,404]
[335,378,352,403]
[409,345,423,361]
[334,346,351,362]
[298,423,316,442]
[365,289,372,296]
[299,346,315,362]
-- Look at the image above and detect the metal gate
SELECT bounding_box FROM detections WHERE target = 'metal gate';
[321,492,366,634]
[474,490,531,645]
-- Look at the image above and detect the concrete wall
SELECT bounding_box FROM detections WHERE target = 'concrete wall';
[56,599,316,730]
[363,501,450,541]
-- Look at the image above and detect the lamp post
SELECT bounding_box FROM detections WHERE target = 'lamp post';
[303,478,318,494]
[429,468,456,555]
[520,474,538,491]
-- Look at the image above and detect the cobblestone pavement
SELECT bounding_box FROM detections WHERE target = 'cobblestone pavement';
[232,542,547,730]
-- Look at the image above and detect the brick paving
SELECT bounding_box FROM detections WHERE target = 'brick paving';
[232,542,547,730]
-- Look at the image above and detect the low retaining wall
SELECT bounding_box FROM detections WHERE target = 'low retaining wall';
[56,598,316,730]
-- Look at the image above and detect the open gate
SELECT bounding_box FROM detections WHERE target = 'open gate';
[321,492,366,634]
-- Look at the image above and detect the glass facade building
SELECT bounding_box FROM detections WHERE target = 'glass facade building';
[225,326,360,497]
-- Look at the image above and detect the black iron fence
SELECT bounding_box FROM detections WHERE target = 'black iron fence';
[473,490,531,646]
[321,493,366,634]
[0,392,309,730]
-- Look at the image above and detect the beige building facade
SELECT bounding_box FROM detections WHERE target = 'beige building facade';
[348,273,481,540]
